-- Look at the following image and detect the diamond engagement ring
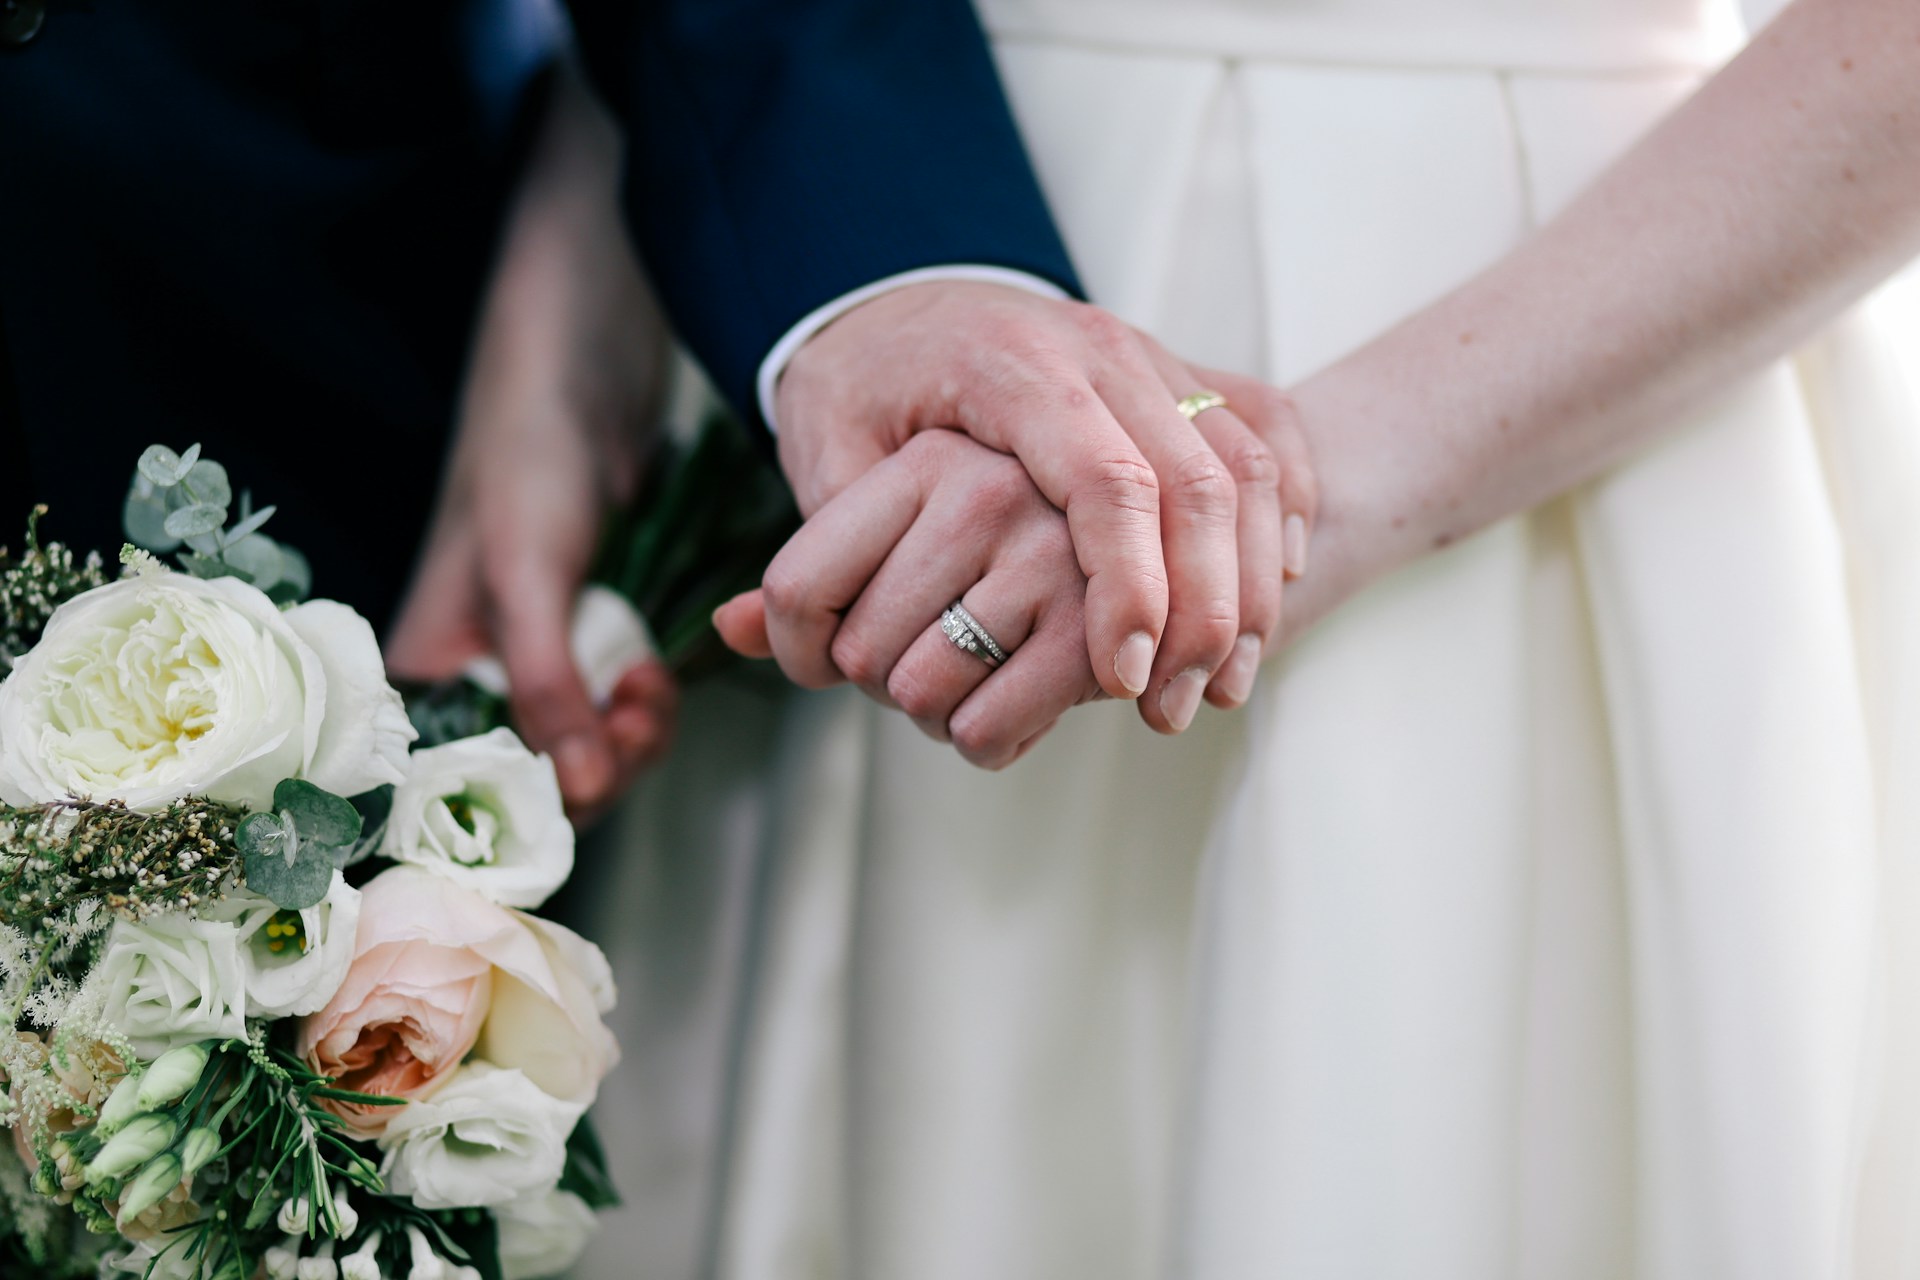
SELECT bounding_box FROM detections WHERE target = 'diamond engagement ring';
[939,600,1010,668]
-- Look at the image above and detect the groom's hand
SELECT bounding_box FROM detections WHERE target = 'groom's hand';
[384,404,679,822]
[775,281,1313,727]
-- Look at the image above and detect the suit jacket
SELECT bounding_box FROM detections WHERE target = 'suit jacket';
[0,0,1077,631]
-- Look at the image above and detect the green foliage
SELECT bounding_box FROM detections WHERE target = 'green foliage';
[0,506,109,670]
[123,443,311,603]
[237,781,364,911]
[76,1033,395,1280]
[596,408,799,676]
[0,796,249,931]
[559,1113,621,1211]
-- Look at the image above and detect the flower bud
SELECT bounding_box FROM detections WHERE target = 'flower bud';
[265,1245,301,1280]
[296,1255,339,1280]
[178,1126,221,1180]
[279,1195,312,1236]
[115,1153,183,1226]
[136,1042,212,1111]
[86,1113,179,1181]
[340,1232,382,1280]
[406,1224,446,1280]
[96,1071,148,1133]
[328,1188,360,1239]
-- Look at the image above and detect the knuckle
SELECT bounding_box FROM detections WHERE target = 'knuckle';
[829,630,887,689]
[1073,304,1134,355]
[971,456,1038,523]
[1166,450,1238,519]
[886,665,946,721]
[1247,385,1304,432]
[1222,434,1282,491]
[949,713,1013,764]
[1171,602,1242,664]
[758,563,811,619]
[1080,455,1161,517]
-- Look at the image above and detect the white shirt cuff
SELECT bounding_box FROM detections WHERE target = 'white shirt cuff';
[755,265,1072,433]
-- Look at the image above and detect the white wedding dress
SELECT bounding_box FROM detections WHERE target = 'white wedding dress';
[574,1,1920,1277]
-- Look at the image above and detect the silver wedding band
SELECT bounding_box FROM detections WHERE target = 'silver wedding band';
[939,600,1009,668]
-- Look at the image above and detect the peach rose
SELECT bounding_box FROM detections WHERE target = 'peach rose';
[298,866,616,1139]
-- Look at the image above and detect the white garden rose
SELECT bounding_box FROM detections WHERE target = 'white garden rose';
[205,871,361,1017]
[463,584,655,707]
[496,1187,597,1280]
[0,572,414,811]
[381,728,573,909]
[95,912,248,1056]
[377,1063,585,1210]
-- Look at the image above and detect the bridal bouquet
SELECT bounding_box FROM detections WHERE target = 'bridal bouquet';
[0,447,622,1280]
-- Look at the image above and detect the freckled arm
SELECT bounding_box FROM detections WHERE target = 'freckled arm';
[1271,0,1920,634]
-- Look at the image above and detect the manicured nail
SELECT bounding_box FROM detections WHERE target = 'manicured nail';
[1214,634,1261,706]
[1160,667,1210,733]
[1284,514,1309,577]
[1114,632,1155,696]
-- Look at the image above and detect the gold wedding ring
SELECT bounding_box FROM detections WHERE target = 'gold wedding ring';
[1176,390,1228,421]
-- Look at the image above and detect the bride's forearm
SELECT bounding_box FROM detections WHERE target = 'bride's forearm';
[1285,0,1920,627]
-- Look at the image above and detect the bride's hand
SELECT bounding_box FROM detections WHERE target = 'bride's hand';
[716,429,1100,770]
[387,69,677,821]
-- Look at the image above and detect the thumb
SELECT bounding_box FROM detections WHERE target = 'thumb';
[492,575,614,809]
[712,591,773,658]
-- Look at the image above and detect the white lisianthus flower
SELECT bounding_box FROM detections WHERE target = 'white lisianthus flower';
[104,1242,219,1280]
[377,1063,585,1210]
[95,913,248,1056]
[380,729,573,909]
[206,871,361,1017]
[495,1187,597,1280]
[463,585,655,707]
[0,573,414,811]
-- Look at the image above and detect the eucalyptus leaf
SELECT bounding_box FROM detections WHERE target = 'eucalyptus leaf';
[180,459,231,511]
[183,529,224,558]
[266,545,312,605]
[236,812,290,866]
[238,811,335,910]
[220,503,278,547]
[175,552,242,582]
[122,491,182,552]
[136,444,199,489]
[219,534,283,589]
[162,504,227,540]
[273,778,364,850]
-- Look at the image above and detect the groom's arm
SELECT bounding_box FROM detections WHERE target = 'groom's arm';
[561,0,1304,732]
[561,0,1079,419]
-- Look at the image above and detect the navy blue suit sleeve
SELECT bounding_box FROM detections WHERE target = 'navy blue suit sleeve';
[561,0,1083,420]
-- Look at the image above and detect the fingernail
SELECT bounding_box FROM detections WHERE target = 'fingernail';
[1114,632,1155,696]
[1214,634,1261,707]
[1160,667,1210,732]
[1284,514,1309,577]
[557,733,610,801]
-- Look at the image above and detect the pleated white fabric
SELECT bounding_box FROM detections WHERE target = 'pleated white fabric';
[575,2,1920,1276]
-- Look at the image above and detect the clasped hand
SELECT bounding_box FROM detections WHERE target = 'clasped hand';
[716,281,1318,768]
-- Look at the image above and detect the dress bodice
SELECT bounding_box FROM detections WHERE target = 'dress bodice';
[975,0,1761,71]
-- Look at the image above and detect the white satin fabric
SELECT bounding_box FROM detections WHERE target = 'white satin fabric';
[576,1,1920,1276]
